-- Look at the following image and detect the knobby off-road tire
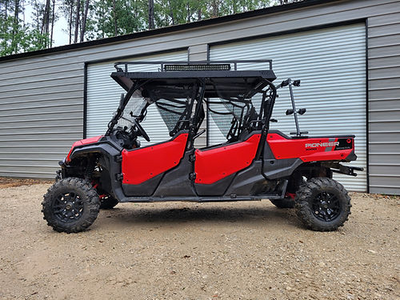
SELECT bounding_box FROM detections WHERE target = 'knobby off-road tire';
[270,198,295,209]
[99,196,118,210]
[295,177,351,231]
[42,178,100,233]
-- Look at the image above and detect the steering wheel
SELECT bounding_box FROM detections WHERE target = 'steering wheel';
[132,119,150,142]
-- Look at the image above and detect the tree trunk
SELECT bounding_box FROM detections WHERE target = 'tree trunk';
[68,2,73,44]
[212,0,218,17]
[100,3,105,38]
[167,0,174,25]
[50,0,55,47]
[80,0,89,42]
[112,0,117,36]
[12,0,20,53]
[187,3,190,23]
[43,0,50,34]
[74,0,81,43]
[148,0,154,29]
[4,0,8,19]
[42,0,51,47]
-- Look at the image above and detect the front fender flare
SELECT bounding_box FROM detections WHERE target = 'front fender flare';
[68,142,125,200]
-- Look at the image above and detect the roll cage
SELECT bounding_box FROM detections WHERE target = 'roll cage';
[106,60,277,145]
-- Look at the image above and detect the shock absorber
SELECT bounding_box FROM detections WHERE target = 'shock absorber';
[84,156,96,180]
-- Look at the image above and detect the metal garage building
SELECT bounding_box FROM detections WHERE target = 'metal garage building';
[0,0,399,195]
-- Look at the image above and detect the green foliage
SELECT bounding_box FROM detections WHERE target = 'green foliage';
[0,16,49,56]
[92,0,147,39]
[88,0,274,39]
[0,0,52,56]
[1,0,286,56]
[70,0,277,41]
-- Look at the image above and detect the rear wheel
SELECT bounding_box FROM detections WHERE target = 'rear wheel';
[295,177,351,231]
[42,178,100,233]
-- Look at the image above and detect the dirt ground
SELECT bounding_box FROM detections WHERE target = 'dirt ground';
[0,179,399,300]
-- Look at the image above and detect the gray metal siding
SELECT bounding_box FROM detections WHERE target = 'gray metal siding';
[367,8,400,194]
[0,0,398,194]
[0,56,84,178]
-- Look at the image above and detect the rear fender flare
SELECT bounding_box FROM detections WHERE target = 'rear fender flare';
[263,158,303,180]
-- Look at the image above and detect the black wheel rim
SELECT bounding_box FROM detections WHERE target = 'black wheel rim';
[53,192,84,223]
[311,191,341,222]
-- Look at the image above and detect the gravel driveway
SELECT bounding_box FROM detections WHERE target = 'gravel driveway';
[0,182,399,300]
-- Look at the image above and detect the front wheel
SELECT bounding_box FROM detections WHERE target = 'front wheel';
[295,177,351,231]
[42,178,100,233]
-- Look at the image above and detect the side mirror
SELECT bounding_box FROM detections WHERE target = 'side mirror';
[293,80,301,87]
[280,79,290,87]
[298,108,306,115]
[286,109,294,115]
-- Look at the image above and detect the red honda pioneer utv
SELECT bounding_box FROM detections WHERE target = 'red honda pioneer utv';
[42,60,362,233]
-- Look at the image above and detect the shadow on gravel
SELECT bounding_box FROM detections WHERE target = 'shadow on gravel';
[98,204,299,228]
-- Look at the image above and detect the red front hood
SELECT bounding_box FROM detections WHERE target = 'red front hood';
[65,135,103,163]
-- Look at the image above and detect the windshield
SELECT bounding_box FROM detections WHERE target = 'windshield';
[116,90,149,129]
[115,87,194,141]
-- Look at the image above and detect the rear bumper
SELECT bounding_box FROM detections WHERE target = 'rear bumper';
[345,151,357,162]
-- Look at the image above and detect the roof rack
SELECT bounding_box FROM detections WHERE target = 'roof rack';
[113,60,273,73]
[111,60,276,93]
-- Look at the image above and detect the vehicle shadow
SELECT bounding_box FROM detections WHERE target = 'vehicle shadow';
[97,202,300,229]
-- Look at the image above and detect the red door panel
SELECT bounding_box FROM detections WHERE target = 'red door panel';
[122,133,188,184]
[195,134,261,184]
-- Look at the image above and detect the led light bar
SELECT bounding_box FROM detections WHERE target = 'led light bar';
[164,64,231,71]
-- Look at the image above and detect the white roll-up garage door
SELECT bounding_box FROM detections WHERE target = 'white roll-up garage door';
[87,51,188,146]
[210,23,367,191]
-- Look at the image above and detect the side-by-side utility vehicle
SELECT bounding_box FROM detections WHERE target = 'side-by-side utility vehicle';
[42,60,362,233]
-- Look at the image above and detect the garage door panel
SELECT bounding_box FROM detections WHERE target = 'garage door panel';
[210,23,367,191]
